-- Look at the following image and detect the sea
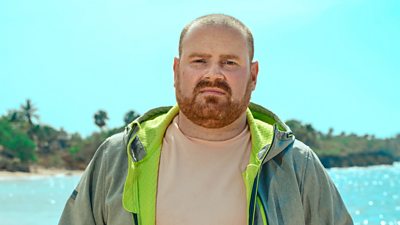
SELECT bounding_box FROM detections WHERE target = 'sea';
[0,163,399,225]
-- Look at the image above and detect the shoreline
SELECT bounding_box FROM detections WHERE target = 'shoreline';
[0,166,83,178]
[1,162,399,178]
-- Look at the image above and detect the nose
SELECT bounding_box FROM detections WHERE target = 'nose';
[204,63,225,80]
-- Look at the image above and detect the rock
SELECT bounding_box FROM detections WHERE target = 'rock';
[319,151,395,168]
[0,156,30,172]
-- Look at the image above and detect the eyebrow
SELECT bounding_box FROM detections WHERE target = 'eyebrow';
[188,53,240,60]
[220,54,240,60]
[188,53,212,59]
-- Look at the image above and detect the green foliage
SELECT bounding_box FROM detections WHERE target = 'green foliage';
[31,125,69,154]
[20,99,39,127]
[0,118,36,162]
[94,110,108,130]
[286,120,321,148]
[285,119,400,159]
[63,130,115,169]
[68,146,80,155]
[124,110,140,125]
[7,109,24,123]
[1,99,399,171]
[0,100,124,170]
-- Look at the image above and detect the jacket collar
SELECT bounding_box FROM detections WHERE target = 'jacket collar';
[124,102,294,164]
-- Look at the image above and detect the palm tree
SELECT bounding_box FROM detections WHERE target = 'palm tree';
[94,110,109,130]
[20,99,39,127]
[124,110,140,125]
[327,128,334,139]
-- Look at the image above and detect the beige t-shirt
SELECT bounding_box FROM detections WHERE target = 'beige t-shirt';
[156,116,251,225]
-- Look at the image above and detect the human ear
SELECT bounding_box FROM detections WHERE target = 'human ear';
[173,57,180,87]
[250,61,259,90]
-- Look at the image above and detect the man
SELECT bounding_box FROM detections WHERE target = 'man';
[59,14,353,225]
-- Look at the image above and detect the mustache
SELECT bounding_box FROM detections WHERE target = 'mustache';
[194,78,232,96]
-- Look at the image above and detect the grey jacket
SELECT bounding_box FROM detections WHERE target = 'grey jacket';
[59,103,353,225]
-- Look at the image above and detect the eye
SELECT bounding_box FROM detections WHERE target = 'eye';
[222,60,238,66]
[192,59,206,64]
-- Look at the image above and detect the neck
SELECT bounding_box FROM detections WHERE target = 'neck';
[177,111,248,141]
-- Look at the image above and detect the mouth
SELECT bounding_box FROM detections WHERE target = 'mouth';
[198,88,227,95]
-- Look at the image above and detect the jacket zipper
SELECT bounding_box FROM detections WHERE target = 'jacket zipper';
[129,124,142,225]
[134,176,141,225]
[133,213,139,225]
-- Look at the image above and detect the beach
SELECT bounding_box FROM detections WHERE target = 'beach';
[0,167,83,179]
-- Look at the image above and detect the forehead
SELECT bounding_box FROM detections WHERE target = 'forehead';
[181,24,249,58]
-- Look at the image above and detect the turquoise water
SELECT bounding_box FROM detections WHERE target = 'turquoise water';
[328,163,400,225]
[0,175,80,225]
[0,163,399,225]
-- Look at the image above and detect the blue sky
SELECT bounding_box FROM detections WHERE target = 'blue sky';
[1,0,399,138]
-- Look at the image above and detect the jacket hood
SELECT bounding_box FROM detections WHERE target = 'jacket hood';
[123,102,295,164]
[247,102,295,163]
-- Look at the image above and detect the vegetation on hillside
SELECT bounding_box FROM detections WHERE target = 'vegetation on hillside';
[0,100,399,171]
[0,100,139,171]
[286,120,400,167]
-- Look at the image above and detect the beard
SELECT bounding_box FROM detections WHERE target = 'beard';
[176,76,253,129]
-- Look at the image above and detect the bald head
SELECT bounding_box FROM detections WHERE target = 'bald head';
[178,14,254,62]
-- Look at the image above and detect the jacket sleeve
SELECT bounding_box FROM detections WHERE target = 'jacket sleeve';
[58,139,110,225]
[301,149,354,225]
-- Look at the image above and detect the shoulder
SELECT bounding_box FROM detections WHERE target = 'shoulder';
[272,138,315,167]
[85,131,128,176]
[266,138,323,183]
[96,131,127,156]
[285,139,331,188]
[291,139,314,160]
[289,139,325,173]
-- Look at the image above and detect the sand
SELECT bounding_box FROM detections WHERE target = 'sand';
[0,166,83,178]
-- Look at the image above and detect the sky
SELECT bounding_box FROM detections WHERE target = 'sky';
[0,0,399,138]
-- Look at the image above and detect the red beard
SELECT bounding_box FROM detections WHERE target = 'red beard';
[176,77,252,128]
